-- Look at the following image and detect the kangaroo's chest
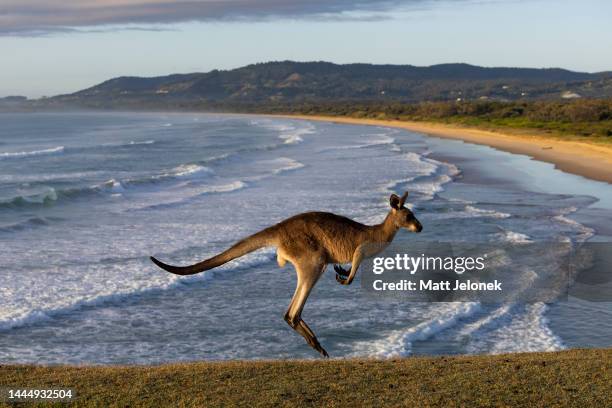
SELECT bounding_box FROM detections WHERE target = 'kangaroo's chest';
[362,241,391,258]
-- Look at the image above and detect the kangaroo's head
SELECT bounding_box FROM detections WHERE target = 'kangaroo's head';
[389,192,423,233]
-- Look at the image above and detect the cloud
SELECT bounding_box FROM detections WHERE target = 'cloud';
[0,0,457,36]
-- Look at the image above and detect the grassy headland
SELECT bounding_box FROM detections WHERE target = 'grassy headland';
[1,349,610,407]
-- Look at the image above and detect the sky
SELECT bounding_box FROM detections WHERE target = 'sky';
[1,0,611,98]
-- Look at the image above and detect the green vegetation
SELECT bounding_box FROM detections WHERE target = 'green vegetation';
[1,349,610,407]
[22,61,612,111]
[262,99,612,143]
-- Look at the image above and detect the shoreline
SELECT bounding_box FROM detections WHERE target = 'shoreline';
[272,114,612,184]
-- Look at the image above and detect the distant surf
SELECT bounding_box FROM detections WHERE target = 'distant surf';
[0,146,64,159]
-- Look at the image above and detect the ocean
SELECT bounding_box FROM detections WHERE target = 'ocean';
[0,112,610,364]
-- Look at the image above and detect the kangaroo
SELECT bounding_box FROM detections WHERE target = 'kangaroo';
[150,192,422,357]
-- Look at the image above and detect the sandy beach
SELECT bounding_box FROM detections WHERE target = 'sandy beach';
[275,115,612,184]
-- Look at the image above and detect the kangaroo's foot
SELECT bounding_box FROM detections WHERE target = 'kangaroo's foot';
[334,264,351,285]
[284,315,329,358]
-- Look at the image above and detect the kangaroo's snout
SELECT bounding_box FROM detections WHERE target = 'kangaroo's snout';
[416,221,423,233]
[409,219,423,233]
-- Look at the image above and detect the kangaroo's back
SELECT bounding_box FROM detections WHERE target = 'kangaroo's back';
[273,212,370,263]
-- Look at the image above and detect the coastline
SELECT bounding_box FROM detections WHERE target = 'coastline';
[272,114,612,184]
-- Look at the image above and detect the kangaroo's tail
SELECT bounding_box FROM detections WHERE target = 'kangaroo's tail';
[150,226,277,276]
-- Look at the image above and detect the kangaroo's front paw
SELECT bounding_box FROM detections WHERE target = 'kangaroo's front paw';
[333,264,349,277]
[335,274,350,285]
[334,265,350,285]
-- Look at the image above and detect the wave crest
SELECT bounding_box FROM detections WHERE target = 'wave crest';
[0,146,64,160]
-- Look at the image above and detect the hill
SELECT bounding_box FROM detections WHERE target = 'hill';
[1,349,609,407]
[35,61,612,110]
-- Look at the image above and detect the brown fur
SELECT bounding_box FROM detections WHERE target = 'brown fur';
[150,192,422,357]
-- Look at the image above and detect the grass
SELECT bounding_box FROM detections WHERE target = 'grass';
[345,112,612,146]
[1,349,610,407]
[425,116,612,144]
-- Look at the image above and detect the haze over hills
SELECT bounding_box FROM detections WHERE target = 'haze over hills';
[11,61,612,110]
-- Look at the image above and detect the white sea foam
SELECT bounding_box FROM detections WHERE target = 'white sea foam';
[202,181,247,193]
[410,175,452,199]
[350,303,481,357]
[322,133,396,151]
[103,140,155,147]
[487,303,565,353]
[124,164,213,185]
[383,152,444,199]
[0,249,276,332]
[427,204,512,220]
[256,121,315,145]
[495,230,532,243]
[166,164,213,178]
[552,207,594,242]
[465,205,511,219]
[258,157,305,175]
[104,179,125,193]
[129,140,155,145]
[0,146,64,159]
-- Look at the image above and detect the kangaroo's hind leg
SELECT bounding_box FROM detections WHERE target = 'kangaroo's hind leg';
[283,257,328,357]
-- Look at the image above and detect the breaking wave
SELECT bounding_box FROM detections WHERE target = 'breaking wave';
[0,146,64,159]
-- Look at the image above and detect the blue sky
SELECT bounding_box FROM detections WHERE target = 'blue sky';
[1,0,611,98]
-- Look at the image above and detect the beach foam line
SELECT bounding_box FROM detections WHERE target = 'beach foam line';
[552,206,595,242]
[0,146,64,160]
[351,302,481,358]
[384,153,460,203]
[0,249,276,332]
[488,303,565,354]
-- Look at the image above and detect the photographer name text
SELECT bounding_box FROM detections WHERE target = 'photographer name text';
[372,279,502,291]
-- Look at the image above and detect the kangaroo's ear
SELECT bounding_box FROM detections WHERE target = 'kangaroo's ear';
[399,191,409,208]
[390,194,401,210]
